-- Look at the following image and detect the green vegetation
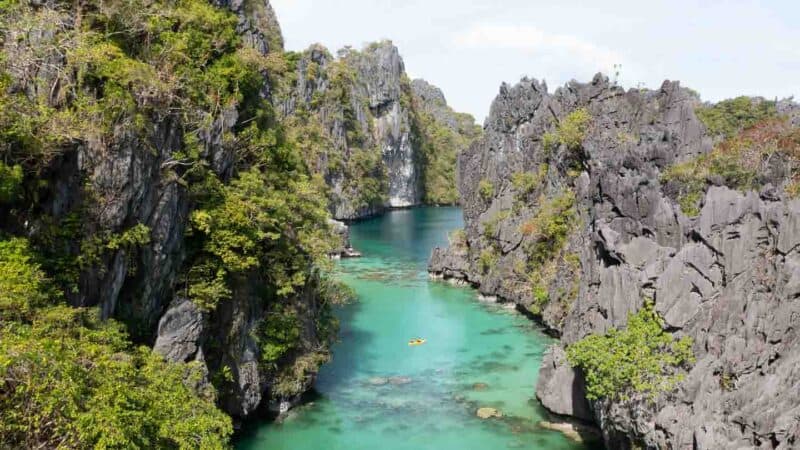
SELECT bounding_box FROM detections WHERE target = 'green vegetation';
[478,179,494,201]
[542,108,592,153]
[186,168,335,310]
[662,117,800,215]
[410,82,481,205]
[0,237,232,449]
[0,162,22,204]
[347,148,389,210]
[520,191,576,267]
[542,132,559,154]
[519,190,577,314]
[449,229,467,248]
[567,302,695,401]
[511,165,548,200]
[482,210,510,240]
[558,108,592,151]
[0,0,342,446]
[478,248,498,274]
[0,238,52,321]
[255,303,302,364]
[788,176,800,199]
[695,97,777,138]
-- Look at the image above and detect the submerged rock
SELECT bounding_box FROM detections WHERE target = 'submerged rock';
[539,421,601,444]
[367,377,390,386]
[476,407,503,419]
[388,376,413,386]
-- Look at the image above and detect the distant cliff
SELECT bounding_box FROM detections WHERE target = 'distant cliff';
[429,74,800,448]
[274,41,480,220]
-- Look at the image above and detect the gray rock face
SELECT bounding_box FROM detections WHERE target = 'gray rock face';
[3,0,328,420]
[278,41,477,219]
[278,41,421,218]
[429,74,800,448]
[213,0,284,57]
[154,298,205,363]
[536,347,593,422]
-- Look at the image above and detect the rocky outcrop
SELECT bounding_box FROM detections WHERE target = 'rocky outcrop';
[1,0,332,421]
[429,74,800,448]
[277,41,479,219]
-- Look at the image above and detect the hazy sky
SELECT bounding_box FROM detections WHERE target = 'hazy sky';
[270,0,800,122]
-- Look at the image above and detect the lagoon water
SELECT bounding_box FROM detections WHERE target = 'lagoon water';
[236,207,595,450]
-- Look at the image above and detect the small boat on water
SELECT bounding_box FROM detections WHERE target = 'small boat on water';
[408,338,426,346]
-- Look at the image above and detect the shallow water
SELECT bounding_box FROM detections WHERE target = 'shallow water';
[236,207,595,450]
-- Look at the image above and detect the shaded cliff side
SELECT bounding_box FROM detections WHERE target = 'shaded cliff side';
[274,41,481,219]
[429,74,800,449]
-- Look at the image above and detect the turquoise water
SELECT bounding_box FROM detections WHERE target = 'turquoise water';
[236,208,594,450]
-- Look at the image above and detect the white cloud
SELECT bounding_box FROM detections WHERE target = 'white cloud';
[452,24,628,78]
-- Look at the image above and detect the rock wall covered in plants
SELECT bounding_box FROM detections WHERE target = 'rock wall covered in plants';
[0,1,344,443]
[429,74,800,449]
[275,41,480,219]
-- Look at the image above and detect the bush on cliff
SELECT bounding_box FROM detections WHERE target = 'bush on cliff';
[478,179,494,201]
[542,108,592,154]
[519,190,577,314]
[695,96,777,138]
[662,117,800,214]
[566,302,695,401]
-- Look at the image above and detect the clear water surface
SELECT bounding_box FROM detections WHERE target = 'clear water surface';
[236,207,595,450]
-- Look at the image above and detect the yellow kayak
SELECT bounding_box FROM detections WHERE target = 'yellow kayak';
[408,338,426,346]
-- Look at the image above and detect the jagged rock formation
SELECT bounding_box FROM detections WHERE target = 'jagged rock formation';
[0,0,336,422]
[276,41,480,219]
[429,74,800,449]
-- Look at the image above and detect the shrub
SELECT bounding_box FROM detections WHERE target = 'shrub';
[255,304,302,365]
[520,190,576,266]
[696,96,777,138]
[541,132,558,154]
[788,176,800,199]
[519,190,577,313]
[0,162,23,204]
[566,302,695,401]
[662,117,799,215]
[557,108,592,151]
[187,167,336,310]
[0,237,52,321]
[478,179,494,201]
[511,165,548,198]
[478,248,498,274]
[449,229,468,248]
[272,352,330,397]
[348,147,389,210]
[0,308,232,449]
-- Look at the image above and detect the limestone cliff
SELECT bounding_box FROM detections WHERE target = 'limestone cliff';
[276,41,480,219]
[429,74,800,448]
[0,0,336,421]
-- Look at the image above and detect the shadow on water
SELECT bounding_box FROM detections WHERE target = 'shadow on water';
[315,298,378,393]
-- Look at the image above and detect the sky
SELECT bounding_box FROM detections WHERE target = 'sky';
[270,0,800,122]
